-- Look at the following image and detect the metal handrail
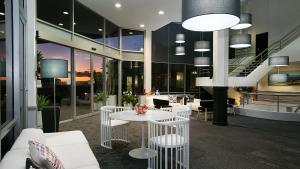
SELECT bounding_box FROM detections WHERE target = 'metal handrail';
[230,25,300,76]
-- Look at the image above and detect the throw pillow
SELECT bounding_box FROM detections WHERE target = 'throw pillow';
[28,140,64,169]
[168,95,177,103]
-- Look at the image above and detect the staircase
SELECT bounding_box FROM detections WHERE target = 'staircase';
[230,24,300,77]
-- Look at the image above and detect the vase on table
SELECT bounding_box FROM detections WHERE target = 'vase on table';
[124,102,133,109]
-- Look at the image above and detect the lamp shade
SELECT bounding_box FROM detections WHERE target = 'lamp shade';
[269,73,288,84]
[231,13,252,30]
[268,56,289,67]
[194,57,210,67]
[194,41,210,52]
[175,46,185,55]
[175,34,185,43]
[182,0,240,31]
[40,59,68,78]
[230,34,251,48]
[0,61,6,77]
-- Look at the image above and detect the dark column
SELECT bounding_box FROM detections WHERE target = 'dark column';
[213,87,228,126]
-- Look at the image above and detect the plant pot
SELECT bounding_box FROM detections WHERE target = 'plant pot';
[124,103,133,109]
[94,101,103,110]
[42,106,60,133]
[36,110,43,129]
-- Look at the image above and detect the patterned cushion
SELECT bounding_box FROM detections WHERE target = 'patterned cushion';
[168,95,177,103]
[28,140,64,169]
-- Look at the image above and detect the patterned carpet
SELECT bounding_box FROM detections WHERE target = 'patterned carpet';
[60,114,300,169]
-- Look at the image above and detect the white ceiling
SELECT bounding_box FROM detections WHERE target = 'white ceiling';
[78,0,182,31]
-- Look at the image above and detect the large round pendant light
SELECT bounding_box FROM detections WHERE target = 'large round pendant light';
[175,34,185,43]
[269,74,288,84]
[182,0,240,31]
[194,41,211,52]
[194,57,210,67]
[231,13,252,30]
[269,56,289,67]
[230,34,251,48]
[175,46,185,55]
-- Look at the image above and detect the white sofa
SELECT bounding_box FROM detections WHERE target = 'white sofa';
[0,128,100,169]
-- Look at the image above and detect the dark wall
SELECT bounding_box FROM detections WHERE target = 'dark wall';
[152,22,213,64]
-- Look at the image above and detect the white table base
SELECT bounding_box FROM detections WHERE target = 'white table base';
[128,122,156,159]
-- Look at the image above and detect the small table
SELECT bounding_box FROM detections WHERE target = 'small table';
[110,110,177,159]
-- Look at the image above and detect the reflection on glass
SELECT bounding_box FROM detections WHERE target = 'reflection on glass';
[0,0,9,126]
[92,55,104,111]
[152,63,168,92]
[37,40,72,121]
[105,20,119,48]
[37,0,72,30]
[106,58,118,105]
[122,29,144,51]
[75,50,91,116]
[74,1,104,43]
[170,64,184,92]
[122,61,144,94]
[186,65,199,92]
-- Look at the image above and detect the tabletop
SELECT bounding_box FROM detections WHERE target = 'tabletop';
[109,110,177,122]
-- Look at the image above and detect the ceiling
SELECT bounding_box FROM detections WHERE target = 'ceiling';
[78,0,182,31]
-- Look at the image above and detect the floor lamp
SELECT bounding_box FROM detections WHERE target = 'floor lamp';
[40,59,68,132]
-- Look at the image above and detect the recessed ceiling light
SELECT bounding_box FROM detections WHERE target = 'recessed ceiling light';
[158,10,164,15]
[115,3,122,8]
[58,23,63,26]
[63,11,69,15]
[98,28,103,31]
[140,24,145,28]
[0,12,4,16]
[129,32,133,35]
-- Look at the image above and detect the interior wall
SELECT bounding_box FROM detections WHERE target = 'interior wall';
[257,61,300,92]
[249,0,300,46]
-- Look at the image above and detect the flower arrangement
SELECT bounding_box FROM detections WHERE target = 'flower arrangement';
[122,91,138,105]
[134,103,148,115]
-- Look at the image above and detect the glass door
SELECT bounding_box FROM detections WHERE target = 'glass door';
[92,55,104,112]
[75,50,92,116]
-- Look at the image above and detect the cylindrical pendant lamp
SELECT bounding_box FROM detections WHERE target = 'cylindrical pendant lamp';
[231,13,252,30]
[269,73,288,84]
[230,34,251,48]
[194,41,211,52]
[182,0,240,31]
[175,46,185,55]
[269,56,289,67]
[175,34,185,43]
[194,57,210,67]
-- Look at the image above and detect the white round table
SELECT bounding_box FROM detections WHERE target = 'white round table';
[110,110,177,159]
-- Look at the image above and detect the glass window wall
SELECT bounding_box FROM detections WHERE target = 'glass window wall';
[75,50,91,116]
[122,61,144,94]
[122,29,144,52]
[105,20,119,48]
[186,65,199,92]
[152,63,168,93]
[169,64,184,92]
[92,55,104,111]
[106,58,118,105]
[37,0,73,30]
[74,1,104,43]
[37,40,73,121]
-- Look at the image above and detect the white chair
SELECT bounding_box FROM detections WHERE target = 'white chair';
[148,117,190,169]
[100,106,131,149]
[160,106,191,119]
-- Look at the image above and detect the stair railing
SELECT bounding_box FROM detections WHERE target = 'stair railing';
[230,25,300,76]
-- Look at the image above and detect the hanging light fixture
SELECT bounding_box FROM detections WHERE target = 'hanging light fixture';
[175,46,185,55]
[269,73,288,84]
[175,34,185,43]
[231,13,252,30]
[230,33,251,48]
[194,41,210,52]
[194,57,210,67]
[182,0,240,31]
[269,56,289,67]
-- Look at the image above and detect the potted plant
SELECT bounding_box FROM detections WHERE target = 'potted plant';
[94,92,107,110]
[36,95,49,128]
[122,91,138,108]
